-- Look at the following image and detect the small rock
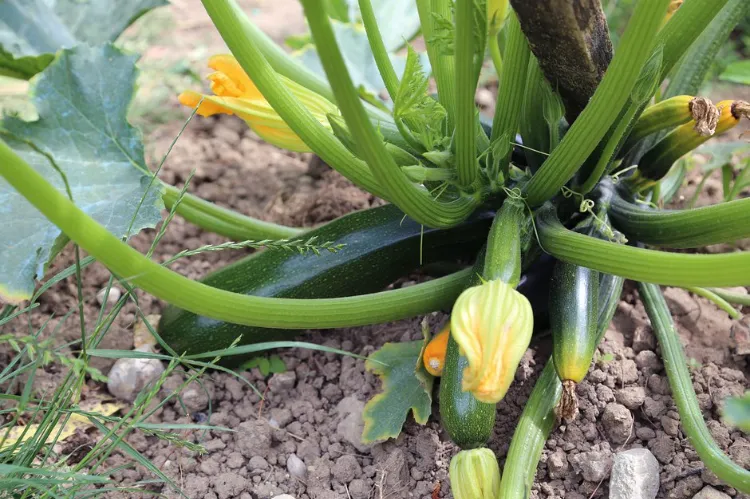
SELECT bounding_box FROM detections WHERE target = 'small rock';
[642,397,667,419]
[636,427,656,440]
[572,451,611,482]
[596,385,615,404]
[269,371,297,392]
[336,400,370,453]
[660,415,680,437]
[133,314,159,348]
[616,387,646,410]
[287,454,307,479]
[609,448,660,499]
[96,286,122,306]
[180,380,212,413]
[547,448,569,479]
[348,479,369,499]
[620,359,639,384]
[693,485,731,499]
[475,88,495,109]
[236,420,272,459]
[271,496,296,499]
[602,403,634,445]
[635,351,662,371]
[332,455,361,483]
[733,318,750,356]
[270,408,293,428]
[632,326,656,353]
[249,455,269,471]
[648,433,676,464]
[107,345,165,401]
[212,472,249,499]
[728,441,750,468]
[647,374,671,395]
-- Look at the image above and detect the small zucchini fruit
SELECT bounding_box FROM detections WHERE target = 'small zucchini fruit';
[550,260,599,421]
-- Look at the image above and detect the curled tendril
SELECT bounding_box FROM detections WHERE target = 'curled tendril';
[610,165,638,184]
[560,186,622,243]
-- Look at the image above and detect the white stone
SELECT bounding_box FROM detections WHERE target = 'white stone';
[271,495,296,499]
[96,286,121,306]
[107,345,165,401]
[286,454,307,479]
[693,486,731,499]
[609,448,660,499]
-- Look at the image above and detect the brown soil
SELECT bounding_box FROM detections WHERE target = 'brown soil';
[1,2,749,499]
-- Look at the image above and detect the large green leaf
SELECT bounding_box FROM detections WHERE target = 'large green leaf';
[0,0,167,79]
[0,44,163,303]
[361,337,434,443]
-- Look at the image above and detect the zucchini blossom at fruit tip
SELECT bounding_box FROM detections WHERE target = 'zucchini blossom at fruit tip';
[179,54,338,153]
[449,448,501,499]
[450,279,533,404]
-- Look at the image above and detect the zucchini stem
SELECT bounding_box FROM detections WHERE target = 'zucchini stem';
[162,185,303,240]
[639,282,750,493]
[498,360,562,497]
[0,140,472,329]
[536,204,750,287]
[300,0,480,228]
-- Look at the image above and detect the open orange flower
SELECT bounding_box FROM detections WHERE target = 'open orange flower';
[450,279,533,403]
[179,55,337,152]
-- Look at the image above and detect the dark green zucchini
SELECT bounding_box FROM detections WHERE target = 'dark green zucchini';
[439,333,496,449]
[158,204,493,364]
[550,261,599,386]
[439,199,530,448]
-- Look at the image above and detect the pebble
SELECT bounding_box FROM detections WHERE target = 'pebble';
[616,387,646,410]
[635,350,662,371]
[133,314,159,348]
[269,371,297,392]
[572,451,611,482]
[693,486,731,499]
[271,496,296,499]
[287,454,307,479]
[96,286,121,306]
[107,345,165,401]
[609,448,660,499]
[602,403,634,445]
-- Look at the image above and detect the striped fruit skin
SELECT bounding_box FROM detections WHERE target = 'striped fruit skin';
[439,334,497,449]
[158,204,493,366]
[550,261,599,384]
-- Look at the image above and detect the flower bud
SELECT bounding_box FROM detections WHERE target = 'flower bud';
[451,279,533,403]
[449,448,501,499]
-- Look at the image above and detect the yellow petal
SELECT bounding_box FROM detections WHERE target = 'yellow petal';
[208,54,262,99]
[451,279,533,403]
[178,90,236,117]
[449,448,501,499]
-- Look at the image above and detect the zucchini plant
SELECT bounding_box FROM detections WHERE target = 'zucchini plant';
[1,0,749,496]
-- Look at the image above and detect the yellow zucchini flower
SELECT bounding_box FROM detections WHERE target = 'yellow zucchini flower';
[487,0,510,37]
[451,279,533,403]
[449,448,501,499]
[179,54,337,152]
